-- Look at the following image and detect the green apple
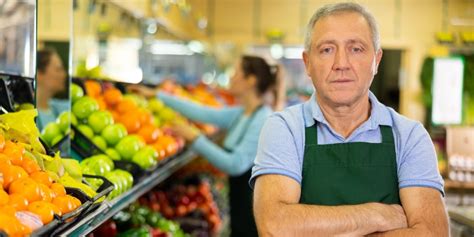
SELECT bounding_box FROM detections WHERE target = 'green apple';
[72,96,99,120]
[148,98,164,113]
[101,124,127,146]
[131,146,158,169]
[92,136,107,151]
[51,135,64,146]
[115,135,145,161]
[113,169,134,190]
[104,172,124,198]
[56,111,72,133]
[88,157,113,175]
[71,84,84,103]
[41,123,62,145]
[89,154,114,169]
[159,107,175,122]
[77,124,94,139]
[71,113,78,126]
[87,110,114,134]
[81,165,96,175]
[105,148,121,161]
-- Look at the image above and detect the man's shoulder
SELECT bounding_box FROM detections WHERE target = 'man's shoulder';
[383,106,427,141]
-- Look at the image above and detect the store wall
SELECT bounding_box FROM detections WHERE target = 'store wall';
[37,0,71,41]
[209,0,472,121]
[37,0,473,122]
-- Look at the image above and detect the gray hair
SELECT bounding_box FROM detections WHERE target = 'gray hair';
[304,2,380,52]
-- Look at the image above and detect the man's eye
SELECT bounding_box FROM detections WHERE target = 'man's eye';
[352,47,363,53]
[320,48,333,54]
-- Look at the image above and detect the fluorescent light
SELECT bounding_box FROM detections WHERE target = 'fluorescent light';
[270,44,284,59]
[284,47,304,59]
[187,40,204,54]
[150,42,193,55]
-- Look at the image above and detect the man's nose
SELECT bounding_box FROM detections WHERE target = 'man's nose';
[332,49,350,71]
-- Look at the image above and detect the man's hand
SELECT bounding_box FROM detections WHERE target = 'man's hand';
[366,187,449,236]
[170,120,201,142]
[127,84,158,98]
[368,203,407,232]
[253,175,408,237]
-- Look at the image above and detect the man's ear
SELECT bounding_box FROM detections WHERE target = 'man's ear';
[302,51,311,77]
[374,48,383,75]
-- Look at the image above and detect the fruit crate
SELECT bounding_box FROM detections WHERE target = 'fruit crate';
[0,73,34,114]
[49,174,114,235]
[71,125,106,158]
[29,184,95,237]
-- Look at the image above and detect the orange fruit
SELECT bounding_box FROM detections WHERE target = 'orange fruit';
[28,201,56,224]
[137,125,162,144]
[0,205,16,216]
[160,135,179,157]
[52,195,80,215]
[84,80,102,98]
[21,158,41,174]
[96,96,107,110]
[8,193,28,211]
[116,98,138,114]
[1,165,28,189]
[30,171,54,187]
[0,134,5,152]
[137,109,155,126]
[0,154,12,166]
[120,113,142,133]
[151,143,166,160]
[9,177,41,202]
[50,183,66,197]
[3,141,24,166]
[103,88,123,106]
[38,183,54,202]
[0,189,9,205]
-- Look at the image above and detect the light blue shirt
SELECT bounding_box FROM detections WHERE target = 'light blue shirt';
[158,92,272,176]
[250,92,444,195]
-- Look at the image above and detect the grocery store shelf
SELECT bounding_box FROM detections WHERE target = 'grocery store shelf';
[58,149,198,236]
[445,180,474,190]
[449,206,474,230]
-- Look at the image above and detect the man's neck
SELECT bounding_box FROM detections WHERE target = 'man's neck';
[317,95,371,139]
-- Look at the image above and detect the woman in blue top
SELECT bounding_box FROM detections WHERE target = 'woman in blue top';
[36,48,68,131]
[129,55,283,237]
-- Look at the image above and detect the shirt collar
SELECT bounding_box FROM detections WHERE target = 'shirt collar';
[303,90,393,129]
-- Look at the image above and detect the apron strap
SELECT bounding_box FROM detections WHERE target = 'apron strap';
[380,125,394,144]
[305,123,318,146]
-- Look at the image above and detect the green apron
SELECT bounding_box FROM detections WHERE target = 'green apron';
[300,123,401,205]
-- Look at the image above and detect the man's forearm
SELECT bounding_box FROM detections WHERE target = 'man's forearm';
[256,202,403,237]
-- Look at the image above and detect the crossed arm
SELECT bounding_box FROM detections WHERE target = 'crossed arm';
[253,174,449,237]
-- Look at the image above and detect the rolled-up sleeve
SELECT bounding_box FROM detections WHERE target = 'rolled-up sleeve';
[397,122,445,195]
[250,114,303,188]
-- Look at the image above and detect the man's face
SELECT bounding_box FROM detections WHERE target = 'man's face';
[303,11,382,107]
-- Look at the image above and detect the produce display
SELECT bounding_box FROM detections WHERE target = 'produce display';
[139,177,223,235]
[40,111,73,147]
[0,75,231,236]
[92,202,189,237]
[0,110,85,236]
[72,81,184,169]
[80,154,134,199]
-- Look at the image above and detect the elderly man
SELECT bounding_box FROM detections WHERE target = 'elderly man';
[251,2,449,236]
